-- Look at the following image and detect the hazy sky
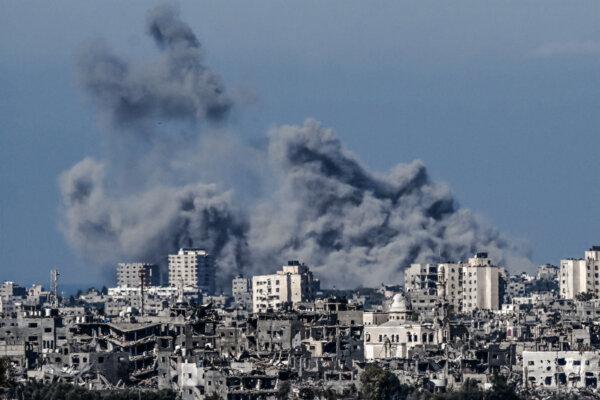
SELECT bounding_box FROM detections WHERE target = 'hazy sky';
[2,1,600,286]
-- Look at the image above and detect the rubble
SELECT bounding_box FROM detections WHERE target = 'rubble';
[3,248,600,399]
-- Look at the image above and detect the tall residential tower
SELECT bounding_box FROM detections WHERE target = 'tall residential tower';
[168,248,216,294]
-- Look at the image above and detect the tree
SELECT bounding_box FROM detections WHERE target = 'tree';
[485,374,520,400]
[298,387,316,400]
[360,364,409,400]
[0,358,14,388]
[277,381,291,400]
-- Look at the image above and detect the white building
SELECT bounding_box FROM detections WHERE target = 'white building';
[405,253,500,313]
[364,294,440,360]
[523,351,600,389]
[252,261,317,313]
[461,253,500,312]
[168,248,215,294]
[117,263,160,288]
[560,246,600,299]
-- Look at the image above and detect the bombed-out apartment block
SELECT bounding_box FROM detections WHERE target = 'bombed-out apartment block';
[6,249,600,397]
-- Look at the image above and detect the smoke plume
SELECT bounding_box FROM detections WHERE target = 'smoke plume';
[249,120,531,287]
[60,4,532,289]
[77,4,231,135]
[59,157,249,283]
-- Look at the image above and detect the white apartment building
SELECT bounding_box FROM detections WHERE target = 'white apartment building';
[117,263,160,288]
[405,253,500,313]
[560,246,600,299]
[252,261,317,313]
[168,248,215,294]
[461,253,500,312]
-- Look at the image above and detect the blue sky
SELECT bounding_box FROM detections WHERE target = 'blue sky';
[1,1,600,286]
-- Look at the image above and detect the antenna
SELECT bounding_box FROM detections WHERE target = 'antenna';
[50,268,60,307]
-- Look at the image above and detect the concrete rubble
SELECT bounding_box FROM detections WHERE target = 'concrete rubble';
[3,248,600,399]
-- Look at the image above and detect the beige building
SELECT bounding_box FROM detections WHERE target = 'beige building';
[405,253,500,313]
[252,261,318,313]
[436,263,462,311]
[168,248,215,294]
[364,294,440,360]
[117,263,159,288]
[560,246,600,299]
[461,253,500,312]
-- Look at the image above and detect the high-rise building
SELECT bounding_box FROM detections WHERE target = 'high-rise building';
[168,248,215,294]
[252,261,318,313]
[117,263,160,288]
[560,246,600,299]
[405,253,500,313]
[461,253,500,312]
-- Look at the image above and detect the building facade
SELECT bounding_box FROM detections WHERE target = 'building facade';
[231,275,252,309]
[252,261,318,313]
[364,294,440,360]
[406,253,500,313]
[461,253,500,312]
[523,351,600,389]
[117,263,160,288]
[560,247,600,300]
[168,249,215,294]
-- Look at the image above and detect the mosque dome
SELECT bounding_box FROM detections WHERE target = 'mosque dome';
[389,293,410,313]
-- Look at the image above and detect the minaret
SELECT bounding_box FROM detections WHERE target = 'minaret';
[50,268,60,307]
[177,277,185,304]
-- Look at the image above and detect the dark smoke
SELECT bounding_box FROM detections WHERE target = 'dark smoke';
[77,4,232,134]
[248,120,532,287]
[60,5,532,290]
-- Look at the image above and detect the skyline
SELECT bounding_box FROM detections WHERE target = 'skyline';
[2,1,600,286]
